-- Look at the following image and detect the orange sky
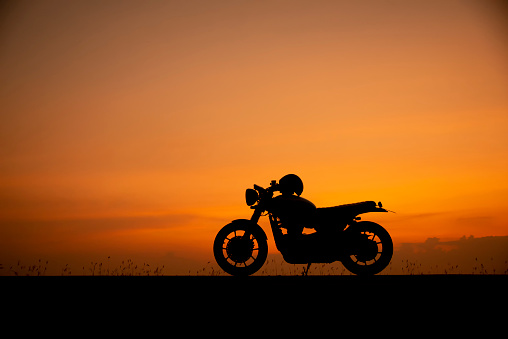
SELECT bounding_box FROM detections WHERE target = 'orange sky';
[1,1,507,274]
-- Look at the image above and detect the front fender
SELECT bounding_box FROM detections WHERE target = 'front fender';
[230,219,268,241]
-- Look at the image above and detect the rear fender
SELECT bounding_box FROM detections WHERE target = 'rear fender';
[358,207,388,217]
[359,204,388,215]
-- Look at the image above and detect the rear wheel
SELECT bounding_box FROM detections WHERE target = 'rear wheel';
[341,221,393,275]
[213,222,268,276]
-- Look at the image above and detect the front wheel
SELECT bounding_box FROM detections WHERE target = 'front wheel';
[341,221,393,275]
[213,221,268,276]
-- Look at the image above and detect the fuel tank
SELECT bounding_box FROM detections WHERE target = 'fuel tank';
[268,194,317,225]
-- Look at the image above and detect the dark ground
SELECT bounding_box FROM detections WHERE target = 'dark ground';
[3,275,506,328]
[3,274,506,302]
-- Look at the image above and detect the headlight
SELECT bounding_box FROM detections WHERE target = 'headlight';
[245,189,259,206]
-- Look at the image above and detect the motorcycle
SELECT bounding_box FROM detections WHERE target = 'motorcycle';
[213,174,393,276]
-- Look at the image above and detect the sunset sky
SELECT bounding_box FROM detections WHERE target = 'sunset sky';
[1,0,507,275]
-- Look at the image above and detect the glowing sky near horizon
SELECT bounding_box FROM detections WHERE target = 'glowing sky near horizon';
[1,0,507,273]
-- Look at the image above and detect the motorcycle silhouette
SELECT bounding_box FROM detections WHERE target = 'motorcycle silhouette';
[213,174,393,276]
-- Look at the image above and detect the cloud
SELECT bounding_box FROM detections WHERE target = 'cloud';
[391,235,508,274]
[0,213,229,235]
[0,213,229,260]
[394,212,450,221]
[454,216,494,226]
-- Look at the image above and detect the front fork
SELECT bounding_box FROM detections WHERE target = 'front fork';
[241,206,263,240]
[250,207,263,223]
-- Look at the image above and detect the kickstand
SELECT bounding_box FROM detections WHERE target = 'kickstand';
[303,263,311,276]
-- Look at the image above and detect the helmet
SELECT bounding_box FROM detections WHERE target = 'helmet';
[279,174,304,196]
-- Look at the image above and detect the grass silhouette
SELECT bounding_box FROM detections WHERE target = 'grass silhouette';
[2,256,507,276]
[4,258,165,276]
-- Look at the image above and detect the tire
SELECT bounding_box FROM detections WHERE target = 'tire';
[341,221,393,275]
[213,221,268,276]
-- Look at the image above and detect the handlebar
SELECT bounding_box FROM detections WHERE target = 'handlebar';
[254,180,279,195]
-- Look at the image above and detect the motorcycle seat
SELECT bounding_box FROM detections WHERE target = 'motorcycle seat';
[317,201,378,220]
